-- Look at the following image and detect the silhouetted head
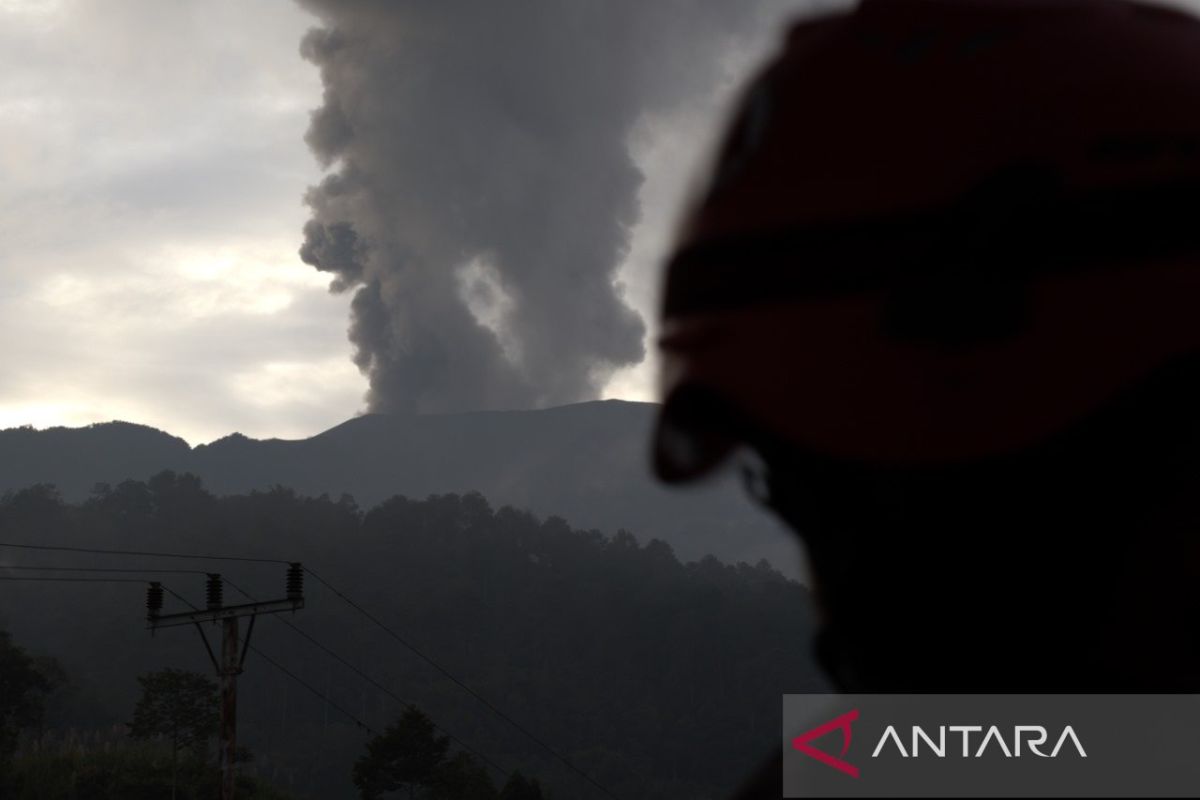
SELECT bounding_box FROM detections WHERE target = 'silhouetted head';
[652,0,1200,690]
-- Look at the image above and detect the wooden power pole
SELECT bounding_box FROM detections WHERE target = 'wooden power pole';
[146,565,305,800]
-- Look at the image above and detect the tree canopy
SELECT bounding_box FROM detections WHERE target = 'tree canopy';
[128,668,218,755]
[353,707,450,799]
[0,630,56,763]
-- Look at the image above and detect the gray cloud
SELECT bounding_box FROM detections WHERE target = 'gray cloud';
[296,0,806,413]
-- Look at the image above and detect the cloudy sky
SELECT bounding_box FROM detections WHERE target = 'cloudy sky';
[0,0,824,444]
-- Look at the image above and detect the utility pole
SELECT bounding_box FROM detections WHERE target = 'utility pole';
[146,564,305,800]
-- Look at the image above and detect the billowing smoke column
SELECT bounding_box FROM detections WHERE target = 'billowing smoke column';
[297,0,798,413]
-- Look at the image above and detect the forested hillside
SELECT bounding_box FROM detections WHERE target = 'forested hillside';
[0,474,826,798]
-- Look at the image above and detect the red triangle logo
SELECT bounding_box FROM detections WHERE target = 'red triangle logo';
[791,708,861,778]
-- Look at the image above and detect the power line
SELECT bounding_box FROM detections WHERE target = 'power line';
[160,584,378,737]
[0,575,379,740]
[161,583,208,613]
[0,565,210,574]
[0,540,620,797]
[0,576,148,583]
[303,567,621,800]
[243,645,378,737]
[222,578,513,783]
[0,541,287,564]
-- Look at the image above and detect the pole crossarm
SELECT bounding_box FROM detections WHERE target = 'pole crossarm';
[148,597,302,629]
[144,568,305,800]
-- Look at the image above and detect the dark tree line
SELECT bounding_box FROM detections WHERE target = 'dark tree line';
[0,630,55,774]
[0,474,824,798]
[353,706,545,799]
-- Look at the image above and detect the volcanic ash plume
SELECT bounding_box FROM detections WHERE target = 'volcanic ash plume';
[297,0,797,413]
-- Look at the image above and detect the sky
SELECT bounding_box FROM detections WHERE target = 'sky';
[7,0,1200,446]
[0,0,837,444]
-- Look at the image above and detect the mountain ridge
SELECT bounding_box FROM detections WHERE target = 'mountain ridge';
[0,400,804,576]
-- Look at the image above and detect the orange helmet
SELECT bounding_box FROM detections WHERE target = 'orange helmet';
[654,0,1200,483]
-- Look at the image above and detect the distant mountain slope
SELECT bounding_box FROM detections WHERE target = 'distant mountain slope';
[0,401,804,575]
[0,420,192,494]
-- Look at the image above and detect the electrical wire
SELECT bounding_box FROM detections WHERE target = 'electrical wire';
[0,540,621,798]
[0,565,210,574]
[0,576,381,752]
[0,541,287,564]
[0,576,148,583]
[222,578,513,782]
[303,566,621,799]
[158,584,378,737]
